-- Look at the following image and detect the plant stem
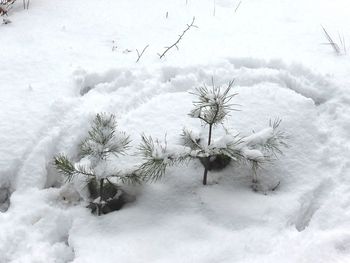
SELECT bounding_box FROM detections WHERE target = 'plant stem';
[98,178,104,216]
[202,96,220,185]
[202,168,208,185]
[202,123,213,185]
[208,123,213,145]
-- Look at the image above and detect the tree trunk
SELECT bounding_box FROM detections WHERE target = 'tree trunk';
[98,179,104,216]
[202,124,213,185]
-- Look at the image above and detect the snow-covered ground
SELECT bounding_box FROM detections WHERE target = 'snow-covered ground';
[1,0,350,262]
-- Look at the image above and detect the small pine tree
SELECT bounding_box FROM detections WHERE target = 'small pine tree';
[187,79,239,184]
[138,79,287,190]
[54,113,142,215]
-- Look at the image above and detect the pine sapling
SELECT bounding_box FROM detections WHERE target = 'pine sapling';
[188,78,238,184]
[134,78,287,190]
[54,113,141,215]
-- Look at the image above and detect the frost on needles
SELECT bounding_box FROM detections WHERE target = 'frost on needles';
[139,79,288,190]
[54,113,142,215]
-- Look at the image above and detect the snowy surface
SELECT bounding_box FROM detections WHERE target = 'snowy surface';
[1,0,350,262]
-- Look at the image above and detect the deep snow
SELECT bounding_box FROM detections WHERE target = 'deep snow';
[1,0,350,262]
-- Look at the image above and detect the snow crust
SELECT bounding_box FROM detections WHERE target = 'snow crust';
[1,0,350,262]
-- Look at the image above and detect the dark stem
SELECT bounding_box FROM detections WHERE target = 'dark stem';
[98,178,104,216]
[202,97,220,185]
[207,123,213,145]
[203,168,209,185]
[202,123,213,185]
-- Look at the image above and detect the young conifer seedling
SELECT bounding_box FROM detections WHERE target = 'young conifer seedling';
[54,113,142,215]
[138,79,287,191]
[187,79,239,185]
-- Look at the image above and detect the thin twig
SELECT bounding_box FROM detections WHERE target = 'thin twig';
[0,6,7,16]
[338,32,347,54]
[235,1,242,12]
[136,44,149,63]
[213,0,216,16]
[321,25,341,54]
[158,17,197,59]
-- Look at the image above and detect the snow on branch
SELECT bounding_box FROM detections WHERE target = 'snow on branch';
[244,118,288,160]
[189,78,238,126]
[137,134,186,182]
[79,113,131,161]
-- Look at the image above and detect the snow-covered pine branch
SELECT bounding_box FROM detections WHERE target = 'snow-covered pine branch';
[189,78,238,126]
[79,113,131,161]
[181,129,243,161]
[243,118,288,161]
[137,134,190,182]
[237,119,288,190]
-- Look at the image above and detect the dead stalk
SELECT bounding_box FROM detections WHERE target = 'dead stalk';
[136,44,150,63]
[158,17,197,59]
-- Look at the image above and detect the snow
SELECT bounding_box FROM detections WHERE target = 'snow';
[245,128,274,147]
[1,0,350,262]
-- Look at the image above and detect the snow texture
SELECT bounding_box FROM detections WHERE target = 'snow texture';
[1,0,350,262]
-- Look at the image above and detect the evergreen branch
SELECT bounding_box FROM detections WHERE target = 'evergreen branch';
[137,159,169,182]
[80,113,131,159]
[214,137,245,161]
[239,118,288,174]
[54,154,76,181]
[110,171,144,185]
[262,119,288,158]
[189,79,238,125]
[138,134,190,182]
[138,134,171,181]
[181,128,202,150]
[54,155,95,181]
[206,134,244,160]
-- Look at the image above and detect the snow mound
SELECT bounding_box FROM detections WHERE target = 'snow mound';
[1,57,346,262]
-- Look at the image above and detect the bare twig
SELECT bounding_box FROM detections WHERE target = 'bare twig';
[0,0,16,16]
[20,0,29,10]
[136,44,149,63]
[321,25,341,54]
[158,17,198,59]
[235,1,242,12]
[213,0,216,16]
[0,6,7,16]
[338,32,347,54]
